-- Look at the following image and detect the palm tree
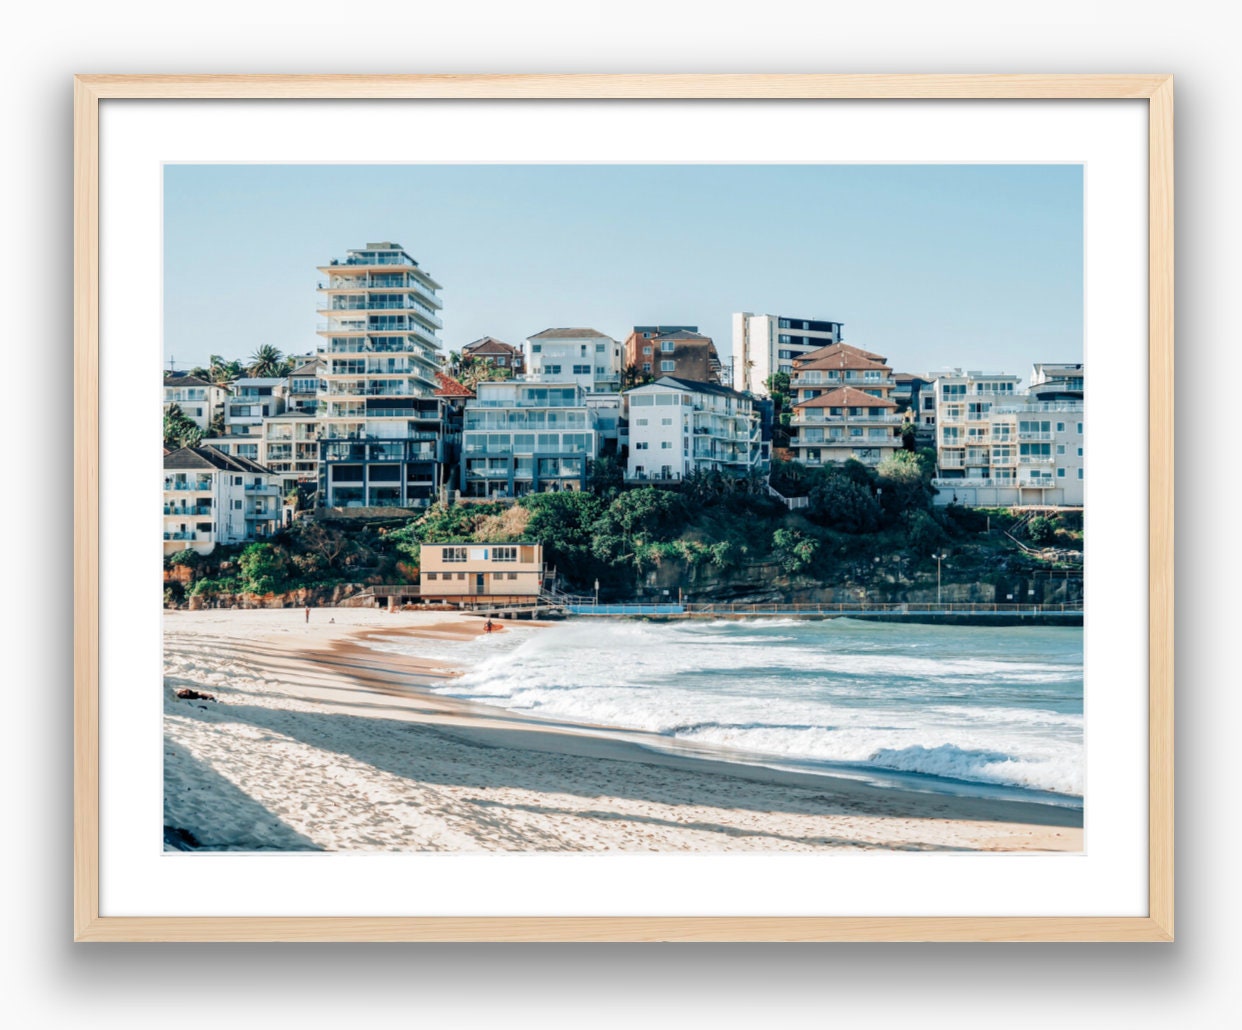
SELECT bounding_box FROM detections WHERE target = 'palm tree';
[248,344,284,378]
[208,354,241,386]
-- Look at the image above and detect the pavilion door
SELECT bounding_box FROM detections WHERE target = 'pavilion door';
[476,573,485,594]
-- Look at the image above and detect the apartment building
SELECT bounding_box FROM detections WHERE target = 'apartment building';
[788,343,903,466]
[1029,362,1085,403]
[625,377,762,482]
[285,359,323,415]
[523,328,622,393]
[163,446,283,557]
[732,312,845,395]
[314,242,450,508]
[623,326,723,384]
[461,336,524,375]
[224,378,287,435]
[163,373,226,433]
[460,380,600,497]
[260,413,321,492]
[932,369,1084,506]
[419,542,547,604]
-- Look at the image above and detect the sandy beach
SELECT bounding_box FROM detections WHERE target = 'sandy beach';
[163,608,1083,853]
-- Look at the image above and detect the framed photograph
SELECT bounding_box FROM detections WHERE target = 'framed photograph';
[75,74,1173,942]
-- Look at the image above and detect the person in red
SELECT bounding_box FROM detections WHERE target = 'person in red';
[305,606,310,624]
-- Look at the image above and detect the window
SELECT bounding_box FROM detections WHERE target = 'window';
[1078,447,1083,456]
[660,361,675,372]
[778,334,791,344]
[545,364,562,374]
[1077,423,1083,434]
[493,546,517,562]
[507,572,518,580]
[531,344,541,353]
[642,363,651,372]
[595,343,605,352]
[660,417,673,426]
[636,418,648,426]
[635,442,649,450]
[661,341,674,352]
[573,364,591,375]
[643,346,652,355]
[425,572,437,581]
[1077,468,1083,479]
[1057,468,1066,478]
[443,546,468,563]
[1057,444,1066,454]
[457,572,466,580]
[1057,422,1065,432]
[232,499,242,510]
[661,441,672,449]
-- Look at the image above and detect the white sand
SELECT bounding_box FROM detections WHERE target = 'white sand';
[163,608,1083,853]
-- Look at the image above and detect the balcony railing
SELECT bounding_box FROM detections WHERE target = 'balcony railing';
[164,482,213,491]
[792,414,903,425]
[1018,432,1055,441]
[1018,456,1055,465]
[164,506,212,516]
[245,482,281,492]
[163,532,200,541]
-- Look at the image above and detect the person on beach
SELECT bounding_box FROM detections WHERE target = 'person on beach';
[485,618,494,633]
[305,606,310,624]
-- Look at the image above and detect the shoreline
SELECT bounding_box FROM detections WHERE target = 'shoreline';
[163,608,1083,853]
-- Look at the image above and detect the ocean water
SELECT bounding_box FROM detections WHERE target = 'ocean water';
[372,618,1084,805]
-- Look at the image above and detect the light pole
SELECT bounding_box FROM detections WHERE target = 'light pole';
[933,553,948,605]
[594,578,600,608]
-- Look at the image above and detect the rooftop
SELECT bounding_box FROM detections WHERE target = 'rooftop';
[793,386,898,409]
[163,445,279,475]
[634,375,751,402]
[528,327,612,340]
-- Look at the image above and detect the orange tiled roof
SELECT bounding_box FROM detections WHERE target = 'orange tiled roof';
[434,371,475,398]
[793,386,897,409]
[793,342,889,369]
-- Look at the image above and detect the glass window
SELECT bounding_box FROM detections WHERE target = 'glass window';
[443,547,468,563]
[661,361,675,372]
[661,341,674,352]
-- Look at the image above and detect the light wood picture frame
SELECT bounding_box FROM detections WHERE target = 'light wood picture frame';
[74,73,1174,942]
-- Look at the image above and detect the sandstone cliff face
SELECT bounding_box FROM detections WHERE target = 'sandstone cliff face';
[639,556,1083,607]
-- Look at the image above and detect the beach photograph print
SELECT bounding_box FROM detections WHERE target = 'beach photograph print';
[162,164,1084,855]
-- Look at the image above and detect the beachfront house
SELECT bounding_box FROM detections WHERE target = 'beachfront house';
[163,373,227,433]
[788,343,903,467]
[523,327,622,394]
[460,380,600,497]
[623,325,724,384]
[224,377,288,436]
[625,376,762,482]
[931,368,1084,507]
[419,542,547,604]
[163,445,284,557]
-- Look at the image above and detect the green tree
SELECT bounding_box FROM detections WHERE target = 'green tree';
[207,354,243,386]
[1027,515,1058,545]
[808,474,881,533]
[291,520,354,568]
[876,450,933,522]
[772,527,819,574]
[902,509,946,556]
[587,455,625,496]
[237,542,291,595]
[163,403,202,449]
[248,344,284,378]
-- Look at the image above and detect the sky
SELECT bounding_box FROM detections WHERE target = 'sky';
[164,164,1082,381]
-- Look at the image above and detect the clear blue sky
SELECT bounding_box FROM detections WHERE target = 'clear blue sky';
[164,164,1082,380]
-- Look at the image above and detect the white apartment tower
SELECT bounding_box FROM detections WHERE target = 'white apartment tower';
[316,242,444,439]
[732,313,844,396]
[315,242,450,507]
